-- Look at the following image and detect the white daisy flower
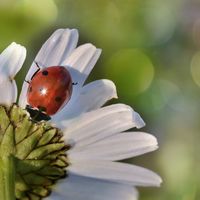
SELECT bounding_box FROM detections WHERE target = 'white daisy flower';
[0,29,162,200]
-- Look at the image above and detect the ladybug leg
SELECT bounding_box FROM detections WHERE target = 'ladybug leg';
[24,80,30,84]
[34,61,41,69]
[36,108,51,121]
[72,82,78,85]
[30,61,41,80]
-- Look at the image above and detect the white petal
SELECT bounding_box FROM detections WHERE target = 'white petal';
[19,28,78,108]
[37,29,79,66]
[62,104,145,147]
[69,132,158,161]
[62,43,101,87]
[45,174,138,200]
[68,160,162,187]
[0,42,26,78]
[51,79,117,123]
[0,75,17,105]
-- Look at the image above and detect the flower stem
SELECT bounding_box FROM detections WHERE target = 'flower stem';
[0,155,15,200]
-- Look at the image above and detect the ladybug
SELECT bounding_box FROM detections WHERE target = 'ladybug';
[26,63,74,121]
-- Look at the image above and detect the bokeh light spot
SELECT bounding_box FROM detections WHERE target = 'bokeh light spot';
[143,0,175,45]
[191,51,200,87]
[104,49,154,97]
[138,79,181,113]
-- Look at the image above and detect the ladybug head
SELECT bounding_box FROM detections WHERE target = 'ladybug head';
[26,105,51,122]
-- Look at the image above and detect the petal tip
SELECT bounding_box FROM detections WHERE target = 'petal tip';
[10,42,17,46]
[71,28,79,35]
[150,171,163,187]
[133,112,145,129]
[102,79,118,99]
[64,28,79,38]
[156,175,163,187]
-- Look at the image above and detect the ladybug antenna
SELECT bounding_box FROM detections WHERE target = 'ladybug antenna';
[30,62,42,80]
[34,61,41,69]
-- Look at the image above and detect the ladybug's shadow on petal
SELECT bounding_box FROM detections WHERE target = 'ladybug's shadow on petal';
[66,66,87,93]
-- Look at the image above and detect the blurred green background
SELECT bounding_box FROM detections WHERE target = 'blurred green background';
[0,0,200,199]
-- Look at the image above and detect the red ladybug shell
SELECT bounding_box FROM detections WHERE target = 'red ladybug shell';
[27,66,72,116]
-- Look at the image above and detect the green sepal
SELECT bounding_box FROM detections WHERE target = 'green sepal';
[16,125,45,159]
[0,124,15,156]
[15,117,34,144]
[32,186,50,197]
[27,143,66,159]
[38,166,66,177]
[0,105,69,200]
[23,173,53,185]
[0,106,10,143]
[16,159,51,174]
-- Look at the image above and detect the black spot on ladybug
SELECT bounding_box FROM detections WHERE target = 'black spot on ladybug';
[42,70,48,76]
[55,96,62,102]
[29,86,32,92]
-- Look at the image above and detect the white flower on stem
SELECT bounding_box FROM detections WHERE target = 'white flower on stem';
[0,29,162,200]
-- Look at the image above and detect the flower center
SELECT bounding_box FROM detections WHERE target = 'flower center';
[0,104,69,199]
